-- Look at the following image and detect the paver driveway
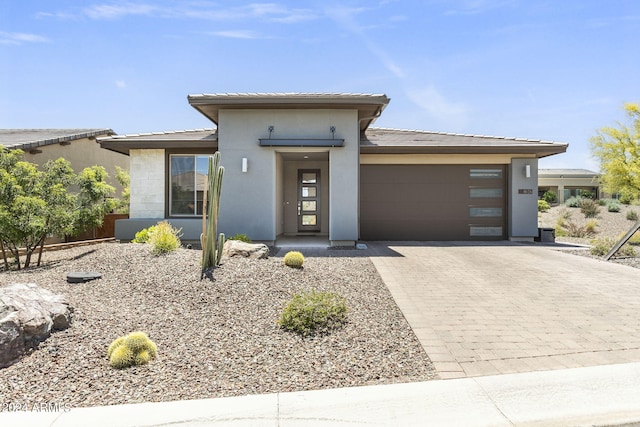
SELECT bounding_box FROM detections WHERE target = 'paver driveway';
[367,241,640,379]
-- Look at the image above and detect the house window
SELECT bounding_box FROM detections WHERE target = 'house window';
[170,155,209,216]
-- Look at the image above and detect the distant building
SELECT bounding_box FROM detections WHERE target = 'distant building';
[0,129,128,195]
[538,169,600,202]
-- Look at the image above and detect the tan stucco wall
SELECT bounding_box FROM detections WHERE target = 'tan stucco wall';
[360,153,534,164]
[21,137,129,196]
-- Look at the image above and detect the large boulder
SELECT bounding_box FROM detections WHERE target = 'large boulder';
[222,240,269,259]
[0,283,72,368]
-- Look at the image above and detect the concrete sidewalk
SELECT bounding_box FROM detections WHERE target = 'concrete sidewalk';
[3,361,640,426]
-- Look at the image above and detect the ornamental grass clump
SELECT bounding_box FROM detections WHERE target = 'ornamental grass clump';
[108,331,158,369]
[148,221,182,255]
[283,251,304,268]
[279,290,347,336]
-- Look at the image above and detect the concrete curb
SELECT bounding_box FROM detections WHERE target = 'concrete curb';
[3,362,640,426]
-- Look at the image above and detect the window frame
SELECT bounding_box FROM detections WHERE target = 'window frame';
[165,149,214,218]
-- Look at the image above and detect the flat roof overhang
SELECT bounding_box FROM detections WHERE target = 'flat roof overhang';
[188,93,390,132]
[99,138,217,155]
[360,145,568,158]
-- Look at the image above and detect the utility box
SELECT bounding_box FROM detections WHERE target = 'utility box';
[536,227,555,243]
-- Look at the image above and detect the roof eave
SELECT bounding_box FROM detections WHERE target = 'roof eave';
[359,145,568,158]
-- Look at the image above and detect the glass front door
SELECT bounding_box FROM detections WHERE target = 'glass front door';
[298,169,321,232]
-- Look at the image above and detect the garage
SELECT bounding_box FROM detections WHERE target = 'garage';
[359,164,506,241]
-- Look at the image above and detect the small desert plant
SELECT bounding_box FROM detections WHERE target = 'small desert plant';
[108,331,158,369]
[607,201,621,212]
[279,290,347,336]
[591,238,637,257]
[541,190,557,204]
[132,225,156,243]
[538,199,550,213]
[558,217,598,238]
[566,196,581,208]
[627,210,639,221]
[284,251,305,268]
[228,233,252,243]
[578,190,595,200]
[616,231,640,246]
[147,221,182,255]
[579,198,600,218]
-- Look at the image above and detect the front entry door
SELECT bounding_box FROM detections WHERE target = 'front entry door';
[298,169,321,232]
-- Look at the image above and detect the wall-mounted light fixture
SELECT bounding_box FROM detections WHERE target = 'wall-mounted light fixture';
[242,157,248,173]
[268,125,274,139]
[525,164,531,178]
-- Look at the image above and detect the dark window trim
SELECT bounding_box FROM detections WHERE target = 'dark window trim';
[165,149,216,218]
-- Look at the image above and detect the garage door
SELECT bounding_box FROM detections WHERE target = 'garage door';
[360,165,506,240]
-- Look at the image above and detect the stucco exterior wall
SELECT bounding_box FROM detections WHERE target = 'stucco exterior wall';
[129,149,165,218]
[218,109,358,243]
[509,158,539,240]
[21,137,129,196]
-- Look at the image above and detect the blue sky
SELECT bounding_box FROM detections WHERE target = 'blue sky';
[1,1,639,170]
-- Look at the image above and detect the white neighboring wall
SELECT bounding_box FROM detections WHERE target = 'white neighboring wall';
[129,149,165,218]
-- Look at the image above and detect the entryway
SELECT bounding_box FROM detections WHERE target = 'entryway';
[278,152,329,237]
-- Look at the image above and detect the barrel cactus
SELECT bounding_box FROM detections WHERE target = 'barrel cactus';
[284,251,304,268]
[108,331,158,369]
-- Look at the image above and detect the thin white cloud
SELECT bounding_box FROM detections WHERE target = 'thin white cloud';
[208,30,267,40]
[405,85,468,126]
[83,3,160,19]
[326,5,405,78]
[72,2,318,23]
[115,80,126,88]
[443,0,515,16]
[0,31,50,45]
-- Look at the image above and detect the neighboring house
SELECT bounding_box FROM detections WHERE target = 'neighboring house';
[538,169,600,203]
[99,93,568,244]
[0,129,128,196]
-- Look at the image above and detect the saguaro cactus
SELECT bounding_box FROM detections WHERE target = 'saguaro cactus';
[201,151,225,278]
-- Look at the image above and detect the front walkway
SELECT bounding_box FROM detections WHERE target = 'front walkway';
[367,241,640,379]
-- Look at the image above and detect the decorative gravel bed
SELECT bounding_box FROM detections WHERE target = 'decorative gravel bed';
[0,243,436,408]
[539,204,640,269]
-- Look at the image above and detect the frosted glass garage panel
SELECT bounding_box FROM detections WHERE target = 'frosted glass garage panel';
[470,169,502,179]
[470,207,503,217]
[469,226,503,236]
[470,188,503,198]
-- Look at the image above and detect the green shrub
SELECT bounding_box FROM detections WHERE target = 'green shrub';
[108,331,158,369]
[558,216,598,238]
[538,199,550,213]
[566,196,581,207]
[597,198,607,206]
[579,198,600,218]
[542,191,557,204]
[578,190,595,199]
[627,210,639,221]
[147,221,182,255]
[279,290,347,336]
[607,201,621,212]
[284,251,305,268]
[619,190,636,205]
[591,238,637,257]
[132,225,156,243]
[227,233,252,243]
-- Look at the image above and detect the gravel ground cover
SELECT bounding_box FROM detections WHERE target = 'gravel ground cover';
[539,203,640,269]
[0,243,435,408]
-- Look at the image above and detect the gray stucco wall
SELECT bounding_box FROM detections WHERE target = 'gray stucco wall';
[217,109,359,243]
[509,158,539,239]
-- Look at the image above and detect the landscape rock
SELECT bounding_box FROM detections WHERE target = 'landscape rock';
[0,283,72,368]
[222,240,269,259]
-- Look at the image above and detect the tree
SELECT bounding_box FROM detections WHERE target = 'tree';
[590,103,640,203]
[0,146,116,269]
[115,166,130,214]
